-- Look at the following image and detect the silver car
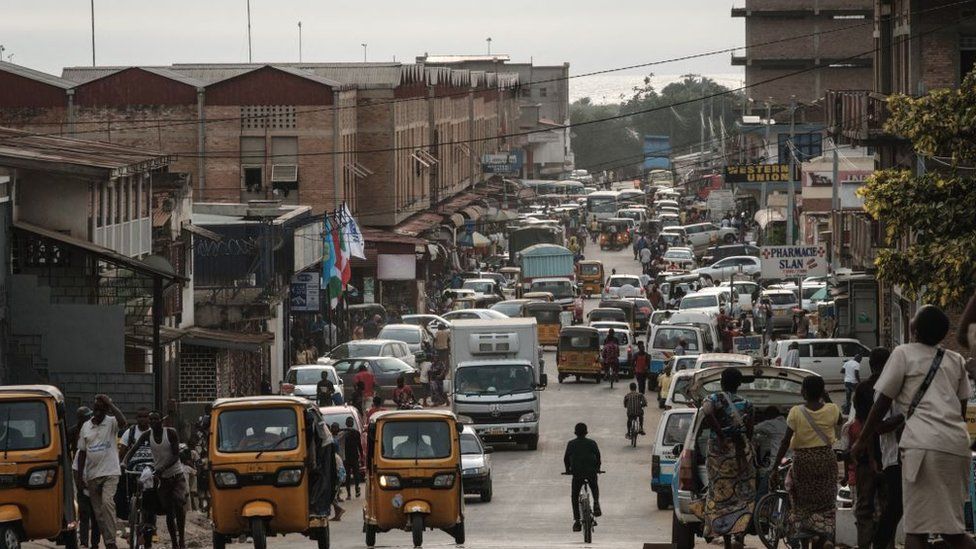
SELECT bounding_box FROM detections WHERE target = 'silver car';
[461,425,494,502]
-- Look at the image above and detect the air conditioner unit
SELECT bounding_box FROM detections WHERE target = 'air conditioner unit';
[271,164,299,183]
[468,332,520,355]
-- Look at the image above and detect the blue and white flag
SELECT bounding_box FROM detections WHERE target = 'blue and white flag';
[342,203,366,259]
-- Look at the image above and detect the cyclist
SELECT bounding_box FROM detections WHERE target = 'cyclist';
[564,422,602,532]
[601,329,620,382]
[623,383,647,436]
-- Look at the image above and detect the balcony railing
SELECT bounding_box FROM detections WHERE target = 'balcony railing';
[825,90,893,144]
[94,218,152,258]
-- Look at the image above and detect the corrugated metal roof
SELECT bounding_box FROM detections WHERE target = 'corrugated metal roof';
[0,126,171,178]
[139,66,205,88]
[423,55,512,63]
[0,62,75,89]
[61,65,129,84]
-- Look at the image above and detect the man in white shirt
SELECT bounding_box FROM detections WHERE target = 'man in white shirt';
[77,395,127,549]
[841,354,862,414]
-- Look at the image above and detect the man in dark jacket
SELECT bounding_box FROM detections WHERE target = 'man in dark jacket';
[564,422,602,531]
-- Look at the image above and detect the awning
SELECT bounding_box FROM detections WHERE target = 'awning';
[754,208,786,229]
[13,221,186,282]
[181,222,223,242]
[457,231,490,248]
[393,212,443,237]
[448,213,466,228]
[461,205,485,221]
[182,327,274,352]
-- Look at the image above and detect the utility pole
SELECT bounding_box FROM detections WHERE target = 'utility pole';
[487,37,492,55]
[761,98,772,211]
[361,43,367,62]
[246,0,253,63]
[298,21,302,62]
[699,76,706,163]
[90,0,96,66]
[786,96,797,246]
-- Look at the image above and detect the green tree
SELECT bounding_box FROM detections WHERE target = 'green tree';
[858,71,976,306]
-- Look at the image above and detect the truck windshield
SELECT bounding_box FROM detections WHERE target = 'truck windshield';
[455,365,535,395]
[530,281,573,299]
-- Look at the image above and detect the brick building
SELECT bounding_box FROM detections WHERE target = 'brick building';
[733,0,874,111]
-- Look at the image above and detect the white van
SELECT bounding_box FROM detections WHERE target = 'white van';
[651,408,695,510]
[771,338,872,384]
[647,325,708,383]
[664,369,698,409]
[668,311,720,352]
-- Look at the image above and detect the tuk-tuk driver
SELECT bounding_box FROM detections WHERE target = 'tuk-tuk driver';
[392,428,435,459]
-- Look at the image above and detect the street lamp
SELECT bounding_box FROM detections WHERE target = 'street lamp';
[361,43,367,62]
[486,37,492,55]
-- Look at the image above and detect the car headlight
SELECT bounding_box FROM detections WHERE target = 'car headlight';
[275,467,304,487]
[463,466,488,476]
[519,412,538,423]
[213,471,239,488]
[27,468,56,488]
[378,474,401,489]
[433,473,456,488]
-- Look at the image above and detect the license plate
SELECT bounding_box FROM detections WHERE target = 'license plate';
[486,428,506,435]
[774,309,789,317]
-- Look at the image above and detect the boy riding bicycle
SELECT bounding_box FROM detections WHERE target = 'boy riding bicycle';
[623,383,647,436]
[601,329,620,381]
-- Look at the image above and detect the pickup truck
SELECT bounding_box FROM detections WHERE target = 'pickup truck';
[664,223,738,255]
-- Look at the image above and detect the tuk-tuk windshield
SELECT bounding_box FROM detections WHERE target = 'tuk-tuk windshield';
[217,407,299,453]
[455,364,535,396]
[528,309,562,323]
[382,420,452,460]
[579,263,601,276]
[0,400,50,451]
[529,280,573,299]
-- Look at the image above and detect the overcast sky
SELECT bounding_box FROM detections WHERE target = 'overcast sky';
[1,1,743,80]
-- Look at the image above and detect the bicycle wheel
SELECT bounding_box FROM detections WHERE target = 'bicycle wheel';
[128,495,139,549]
[580,493,593,544]
[754,491,790,549]
[630,418,638,447]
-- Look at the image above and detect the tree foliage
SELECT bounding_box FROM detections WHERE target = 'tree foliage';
[569,75,740,175]
[858,71,976,306]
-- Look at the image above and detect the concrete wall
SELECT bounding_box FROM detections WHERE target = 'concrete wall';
[15,172,91,239]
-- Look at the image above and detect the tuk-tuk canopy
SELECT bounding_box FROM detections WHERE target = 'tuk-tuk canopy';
[558,326,600,349]
[525,302,564,323]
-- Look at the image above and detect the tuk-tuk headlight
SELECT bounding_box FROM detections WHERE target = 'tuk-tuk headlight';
[519,412,538,423]
[275,467,304,487]
[213,471,239,488]
[378,474,401,489]
[26,467,56,488]
[433,473,456,488]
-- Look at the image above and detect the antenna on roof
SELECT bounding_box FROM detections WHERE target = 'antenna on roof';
[246,0,253,63]
[298,21,302,63]
[90,0,96,66]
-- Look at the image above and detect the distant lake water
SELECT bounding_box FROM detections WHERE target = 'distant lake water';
[569,73,744,105]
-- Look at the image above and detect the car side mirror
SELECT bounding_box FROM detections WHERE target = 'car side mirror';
[484,446,494,454]
[538,373,548,388]
[671,443,683,457]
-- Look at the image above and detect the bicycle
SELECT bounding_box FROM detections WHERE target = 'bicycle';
[603,363,618,389]
[753,459,799,549]
[125,464,157,549]
[627,416,640,448]
[563,471,605,544]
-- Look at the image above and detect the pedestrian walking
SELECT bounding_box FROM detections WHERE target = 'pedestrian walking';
[341,417,362,499]
[350,381,366,416]
[795,310,811,338]
[772,375,841,549]
[632,341,651,394]
[77,395,128,549]
[738,313,752,335]
[841,354,862,414]
[648,284,664,310]
[783,341,800,368]
[71,407,101,549]
[854,305,976,549]
[698,368,756,548]
[354,364,376,399]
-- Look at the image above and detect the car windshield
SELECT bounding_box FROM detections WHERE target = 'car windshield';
[652,328,700,351]
[663,413,693,445]
[322,412,355,430]
[375,358,413,373]
[491,302,524,317]
[455,364,535,395]
[379,327,421,344]
[0,400,51,451]
[802,286,825,300]
[530,281,573,298]
[287,368,337,385]
[217,407,298,453]
[382,420,452,459]
[665,249,693,260]
[674,357,697,371]
[590,310,625,322]
[579,263,601,275]
[462,281,494,294]
[330,342,383,359]
[680,295,718,309]
[609,277,641,288]
[765,293,798,305]
[460,433,483,455]
[598,330,629,345]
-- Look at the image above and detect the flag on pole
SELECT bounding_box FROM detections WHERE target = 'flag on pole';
[326,220,343,308]
[321,218,337,308]
[337,216,351,286]
[342,203,366,260]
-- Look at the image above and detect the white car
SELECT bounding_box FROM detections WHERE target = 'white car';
[281,364,343,399]
[589,321,631,333]
[460,425,493,502]
[602,274,644,299]
[401,314,450,334]
[669,223,739,254]
[771,338,871,384]
[319,339,417,368]
[693,256,761,282]
[662,247,697,271]
[595,326,635,375]
[441,308,510,322]
[691,353,754,370]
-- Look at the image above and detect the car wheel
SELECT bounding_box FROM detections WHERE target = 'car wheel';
[672,512,696,549]
[723,233,736,244]
[525,435,539,451]
[656,492,671,510]
[480,479,493,503]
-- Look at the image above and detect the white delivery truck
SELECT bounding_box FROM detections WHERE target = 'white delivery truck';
[450,318,547,450]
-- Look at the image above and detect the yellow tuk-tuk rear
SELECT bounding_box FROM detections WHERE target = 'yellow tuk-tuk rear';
[365,410,464,547]
[556,327,603,383]
[208,396,331,549]
[576,260,604,297]
[525,302,564,347]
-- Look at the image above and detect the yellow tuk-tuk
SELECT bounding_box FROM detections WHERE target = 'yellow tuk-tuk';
[599,219,631,250]
[365,410,464,547]
[499,267,522,297]
[556,326,603,383]
[208,396,331,549]
[522,291,554,303]
[0,385,78,549]
[576,260,604,297]
[525,302,564,347]
[598,298,638,333]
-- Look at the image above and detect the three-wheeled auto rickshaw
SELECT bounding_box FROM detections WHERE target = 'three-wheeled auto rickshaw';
[524,302,565,347]
[576,260,604,298]
[208,396,332,549]
[499,267,522,297]
[598,219,631,251]
[364,410,464,547]
[598,299,638,333]
[556,326,602,383]
[0,385,78,549]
